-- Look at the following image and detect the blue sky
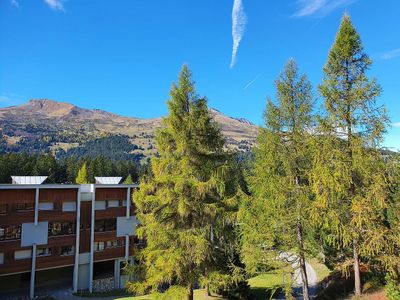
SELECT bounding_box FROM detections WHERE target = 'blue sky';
[0,0,399,150]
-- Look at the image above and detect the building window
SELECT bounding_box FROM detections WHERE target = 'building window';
[37,247,52,257]
[62,202,76,212]
[0,252,4,264]
[93,241,105,252]
[107,200,119,208]
[94,219,116,232]
[48,222,76,236]
[38,202,54,211]
[106,240,119,248]
[15,250,32,260]
[95,201,106,210]
[122,200,127,207]
[105,219,116,231]
[15,202,34,212]
[0,225,22,241]
[0,204,7,215]
[60,246,74,256]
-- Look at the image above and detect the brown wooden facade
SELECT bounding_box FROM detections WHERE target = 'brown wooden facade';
[0,185,137,277]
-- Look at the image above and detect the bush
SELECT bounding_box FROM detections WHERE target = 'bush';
[386,274,400,300]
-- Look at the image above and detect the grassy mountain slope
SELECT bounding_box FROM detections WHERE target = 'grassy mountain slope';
[0,99,258,159]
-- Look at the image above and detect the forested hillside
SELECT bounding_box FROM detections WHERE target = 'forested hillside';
[0,99,258,159]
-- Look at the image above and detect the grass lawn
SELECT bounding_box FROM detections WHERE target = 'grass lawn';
[77,259,332,300]
[116,289,223,300]
[308,257,332,281]
[247,270,291,299]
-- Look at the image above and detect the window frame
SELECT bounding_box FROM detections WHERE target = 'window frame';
[60,245,75,256]
[0,204,7,215]
[0,225,22,241]
[48,222,76,237]
[37,247,52,257]
[15,202,35,212]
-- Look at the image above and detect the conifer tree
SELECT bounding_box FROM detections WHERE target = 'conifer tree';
[377,153,400,293]
[131,65,240,300]
[310,14,389,296]
[124,174,133,184]
[75,162,89,184]
[239,59,315,299]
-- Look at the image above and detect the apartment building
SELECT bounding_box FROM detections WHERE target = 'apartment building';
[0,176,139,299]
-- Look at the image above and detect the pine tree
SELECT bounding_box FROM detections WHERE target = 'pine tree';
[124,174,133,184]
[75,162,89,184]
[310,14,389,296]
[239,59,315,299]
[131,65,241,300]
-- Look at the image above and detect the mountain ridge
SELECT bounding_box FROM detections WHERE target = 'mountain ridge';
[0,99,258,159]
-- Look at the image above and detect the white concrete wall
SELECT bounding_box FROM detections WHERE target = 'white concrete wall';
[78,263,91,290]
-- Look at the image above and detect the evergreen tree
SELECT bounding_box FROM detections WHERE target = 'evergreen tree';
[124,174,133,184]
[239,59,315,299]
[310,14,389,296]
[384,153,400,290]
[76,162,89,184]
[32,154,57,182]
[131,65,241,300]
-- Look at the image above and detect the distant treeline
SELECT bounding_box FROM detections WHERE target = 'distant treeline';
[0,133,145,163]
[0,153,149,184]
[56,134,145,162]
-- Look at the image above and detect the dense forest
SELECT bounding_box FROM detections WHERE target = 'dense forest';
[0,153,145,184]
[0,132,145,163]
[56,134,145,162]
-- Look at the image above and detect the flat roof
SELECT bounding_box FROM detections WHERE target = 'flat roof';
[11,176,47,185]
[0,184,81,189]
[95,177,122,184]
[0,183,138,189]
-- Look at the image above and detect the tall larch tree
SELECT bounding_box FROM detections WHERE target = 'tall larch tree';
[75,162,89,184]
[131,65,241,300]
[310,14,389,296]
[383,153,400,293]
[239,59,315,299]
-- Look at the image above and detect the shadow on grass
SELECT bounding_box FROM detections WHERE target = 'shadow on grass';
[73,289,133,298]
[248,285,282,300]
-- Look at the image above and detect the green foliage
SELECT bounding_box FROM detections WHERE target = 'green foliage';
[124,174,134,184]
[310,13,391,294]
[0,153,139,184]
[132,65,243,299]
[386,274,400,300]
[57,134,144,163]
[238,59,316,293]
[0,153,63,183]
[76,162,89,184]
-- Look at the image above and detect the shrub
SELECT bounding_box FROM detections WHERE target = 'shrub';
[386,274,400,300]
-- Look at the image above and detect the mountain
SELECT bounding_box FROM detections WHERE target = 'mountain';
[0,99,258,160]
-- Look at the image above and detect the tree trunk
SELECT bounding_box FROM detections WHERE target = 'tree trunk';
[205,283,210,298]
[297,220,310,300]
[187,283,194,300]
[353,242,361,296]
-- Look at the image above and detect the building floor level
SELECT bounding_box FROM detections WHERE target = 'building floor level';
[0,176,139,299]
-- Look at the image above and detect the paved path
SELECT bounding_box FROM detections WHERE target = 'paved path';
[276,253,319,299]
[292,260,318,299]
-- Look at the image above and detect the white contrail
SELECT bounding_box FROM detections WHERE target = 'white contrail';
[230,0,247,69]
[244,74,261,90]
[292,0,357,18]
